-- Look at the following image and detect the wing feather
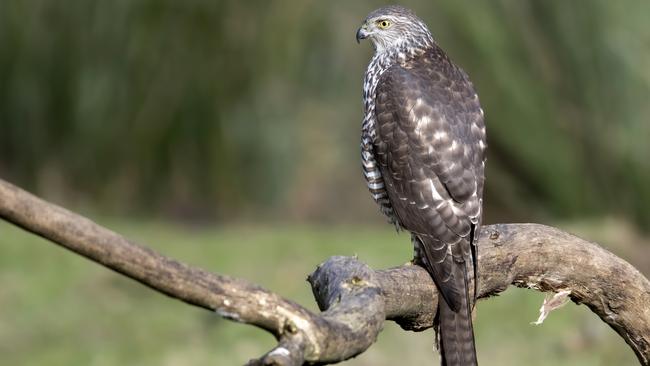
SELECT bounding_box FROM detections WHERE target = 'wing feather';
[373,52,486,308]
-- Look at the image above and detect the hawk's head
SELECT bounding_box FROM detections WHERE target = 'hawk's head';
[356,5,433,53]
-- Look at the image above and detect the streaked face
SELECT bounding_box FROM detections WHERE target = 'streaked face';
[356,7,432,54]
[356,14,409,52]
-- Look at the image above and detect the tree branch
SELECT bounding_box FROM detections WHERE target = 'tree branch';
[0,178,648,365]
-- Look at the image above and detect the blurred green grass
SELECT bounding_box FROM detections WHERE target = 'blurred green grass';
[0,219,640,366]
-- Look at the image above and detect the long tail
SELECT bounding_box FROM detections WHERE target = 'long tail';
[438,264,478,366]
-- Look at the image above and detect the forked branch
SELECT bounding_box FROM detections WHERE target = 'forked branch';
[0,179,648,365]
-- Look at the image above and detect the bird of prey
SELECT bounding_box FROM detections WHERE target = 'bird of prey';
[356,6,486,366]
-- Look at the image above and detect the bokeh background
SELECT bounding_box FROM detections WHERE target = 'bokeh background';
[1,0,648,365]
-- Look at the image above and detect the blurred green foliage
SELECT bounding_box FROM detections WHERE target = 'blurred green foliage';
[0,0,649,227]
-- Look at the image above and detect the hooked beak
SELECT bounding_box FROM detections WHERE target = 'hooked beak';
[356,26,370,43]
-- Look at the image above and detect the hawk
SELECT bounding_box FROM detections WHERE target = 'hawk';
[356,6,486,366]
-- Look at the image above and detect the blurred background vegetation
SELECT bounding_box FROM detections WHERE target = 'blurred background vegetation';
[0,0,648,365]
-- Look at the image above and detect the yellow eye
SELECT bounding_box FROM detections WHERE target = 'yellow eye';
[377,19,392,29]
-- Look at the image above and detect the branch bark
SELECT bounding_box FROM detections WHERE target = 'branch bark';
[0,178,648,365]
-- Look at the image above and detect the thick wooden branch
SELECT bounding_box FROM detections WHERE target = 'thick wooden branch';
[1,178,649,365]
